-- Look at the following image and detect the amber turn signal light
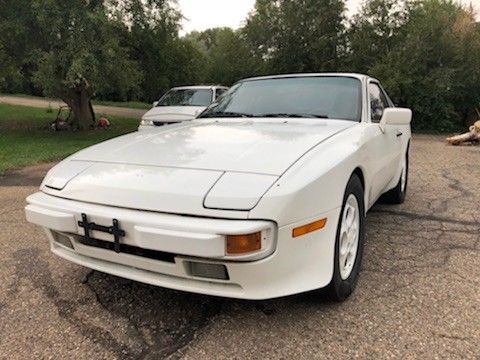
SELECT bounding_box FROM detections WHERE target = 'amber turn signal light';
[226,232,262,255]
[292,218,327,238]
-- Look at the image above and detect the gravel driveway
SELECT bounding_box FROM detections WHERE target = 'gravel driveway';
[0,135,478,359]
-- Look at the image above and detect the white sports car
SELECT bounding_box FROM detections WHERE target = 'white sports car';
[25,74,412,301]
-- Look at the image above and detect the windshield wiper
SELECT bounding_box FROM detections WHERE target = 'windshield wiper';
[199,111,254,118]
[256,113,329,119]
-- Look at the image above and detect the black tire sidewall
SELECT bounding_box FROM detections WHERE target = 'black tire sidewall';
[329,174,365,301]
[394,150,409,203]
[401,151,409,200]
[382,149,409,204]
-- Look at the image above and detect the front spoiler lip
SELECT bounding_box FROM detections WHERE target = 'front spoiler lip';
[50,241,246,299]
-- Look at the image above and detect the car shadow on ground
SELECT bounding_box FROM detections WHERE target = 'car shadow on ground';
[47,268,334,359]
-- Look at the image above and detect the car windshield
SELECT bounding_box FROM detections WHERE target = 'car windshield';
[157,89,213,107]
[199,77,362,121]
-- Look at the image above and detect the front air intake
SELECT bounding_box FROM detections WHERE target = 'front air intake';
[187,261,229,280]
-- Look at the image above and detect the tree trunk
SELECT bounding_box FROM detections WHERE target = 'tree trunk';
[446,121,480,145]
[68,85,95,130]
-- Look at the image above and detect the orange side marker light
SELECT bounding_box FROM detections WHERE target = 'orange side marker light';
[292,218,327,238]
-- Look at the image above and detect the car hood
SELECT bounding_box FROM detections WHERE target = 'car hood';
[72,119,354,175]
[142,106,205,121]
[42,119,355,214]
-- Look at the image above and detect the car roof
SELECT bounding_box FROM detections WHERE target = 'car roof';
[240,73,375,83]
[171,85,228,90]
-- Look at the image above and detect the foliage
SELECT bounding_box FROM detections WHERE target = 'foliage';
[0,44,17,90]
[364,0,480,131]
[244,0,347,73]
[1,0,480,131]
[0,0,44,94]
[347,0,409,74]
[185,28,263,86]
[0,0,180,128]
[108,0,204,102]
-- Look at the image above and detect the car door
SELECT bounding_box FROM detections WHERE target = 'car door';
[365,81,403,206]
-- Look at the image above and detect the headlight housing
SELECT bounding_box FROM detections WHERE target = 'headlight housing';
[140,119,154,126]
[222,227,276,261]
[41,160,93,191]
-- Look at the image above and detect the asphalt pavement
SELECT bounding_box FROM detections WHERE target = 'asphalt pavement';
[0,135,478,359]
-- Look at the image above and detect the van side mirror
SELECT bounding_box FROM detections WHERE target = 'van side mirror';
[380,108,412,125]
[153,101,159,107]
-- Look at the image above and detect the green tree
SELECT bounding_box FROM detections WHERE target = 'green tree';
[0,0,182,129]
[0,0,46,94]
[0,44,17,91]
[109,0,193,102]
[185,27,261,85]
[167,38,207,90]
[244,0,347,73]
[347,0,409,73]
[30,0,145,129]
[370,0,480,131]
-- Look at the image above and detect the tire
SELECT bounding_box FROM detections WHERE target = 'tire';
[382,150,409,205]
[326,174,365,302]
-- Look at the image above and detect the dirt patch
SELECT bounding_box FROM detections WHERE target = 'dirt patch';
[0,162,56,187]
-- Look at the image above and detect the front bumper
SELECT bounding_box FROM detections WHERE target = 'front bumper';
[25,192,340,299]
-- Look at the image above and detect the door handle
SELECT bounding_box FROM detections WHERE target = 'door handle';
[396,131,403,137]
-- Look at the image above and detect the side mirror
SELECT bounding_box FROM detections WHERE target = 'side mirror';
[153,101,159,107]
[380,108,412,126]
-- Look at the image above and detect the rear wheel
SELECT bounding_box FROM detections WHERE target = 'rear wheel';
[326,174,365,302]
[382,151,409,204]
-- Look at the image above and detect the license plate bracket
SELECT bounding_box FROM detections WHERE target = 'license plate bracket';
[78,213,126,253]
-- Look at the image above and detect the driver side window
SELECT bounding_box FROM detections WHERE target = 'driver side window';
[368,83,388,123]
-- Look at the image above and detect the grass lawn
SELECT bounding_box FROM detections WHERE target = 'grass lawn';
[0,103,139,174]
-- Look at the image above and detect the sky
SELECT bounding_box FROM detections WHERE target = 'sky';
[178,0,480,34]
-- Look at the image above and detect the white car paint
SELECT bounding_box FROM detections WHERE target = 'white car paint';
[141,105,205,122]
[25,73,412,300]
[139,85,228,128]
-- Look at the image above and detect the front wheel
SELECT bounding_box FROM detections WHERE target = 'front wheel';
[326,174,365,302]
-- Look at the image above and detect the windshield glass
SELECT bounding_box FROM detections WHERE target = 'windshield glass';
[157,89,213,107]
[199,77,362,121]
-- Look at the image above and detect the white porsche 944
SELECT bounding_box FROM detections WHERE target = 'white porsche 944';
[25,74,412,301]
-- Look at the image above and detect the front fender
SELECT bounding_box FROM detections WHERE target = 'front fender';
[250,125,365,226]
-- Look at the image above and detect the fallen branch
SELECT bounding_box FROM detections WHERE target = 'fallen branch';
[446,121,480,145]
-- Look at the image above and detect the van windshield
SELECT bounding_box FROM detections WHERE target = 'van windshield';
[158,89,213,107]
